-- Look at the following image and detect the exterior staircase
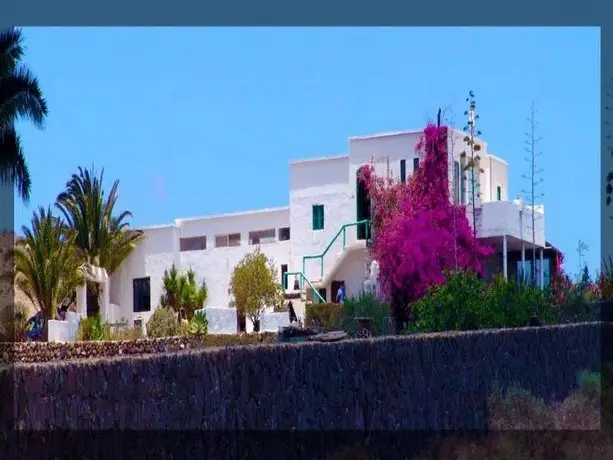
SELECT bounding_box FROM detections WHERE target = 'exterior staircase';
[282,219,371,307]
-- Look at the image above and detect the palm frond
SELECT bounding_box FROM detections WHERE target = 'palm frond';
[0,65,48,133]
[0,127,31,201]
[0,28,24,78]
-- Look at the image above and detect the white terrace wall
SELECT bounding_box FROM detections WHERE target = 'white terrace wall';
[289,156,353,282]
[178,208,291,307]
[110,225,180,327]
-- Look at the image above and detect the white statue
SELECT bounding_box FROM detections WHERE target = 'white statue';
[364,260,380,296]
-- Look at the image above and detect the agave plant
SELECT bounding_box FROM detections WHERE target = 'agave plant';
[188,310,208,337]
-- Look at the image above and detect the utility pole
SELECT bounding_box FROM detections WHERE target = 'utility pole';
[521,101,544,286]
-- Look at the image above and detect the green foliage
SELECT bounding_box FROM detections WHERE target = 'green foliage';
[229,248,284,326]
[13,207,84,338]
[487,384,555,429]
[341,292,391,337]
[409,270,487,332]
[409,271,551,333]
[0,27,49,202]
[188,310,208,337]
[159,264,207,319]
[76,314,105,341]
[305,303,343,329]
[485,275,552,327]
[55,166,144,275]
[146,307,181,338]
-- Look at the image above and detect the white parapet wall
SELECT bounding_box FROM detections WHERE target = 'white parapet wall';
[47,311,81,343]
[199,307,238,334]
[260,312,290,332]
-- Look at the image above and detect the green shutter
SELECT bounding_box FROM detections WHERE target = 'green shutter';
[497,186,501,201]
[312,205,324,230]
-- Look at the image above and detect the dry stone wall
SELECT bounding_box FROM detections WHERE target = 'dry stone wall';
[5,322,603,433]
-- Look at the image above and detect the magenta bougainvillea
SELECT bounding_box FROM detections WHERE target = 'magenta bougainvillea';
[360,123,493,306]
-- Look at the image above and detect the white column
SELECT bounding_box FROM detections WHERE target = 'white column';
[503,234,508,281]
[76,283,87,319]
[540,248,545,289]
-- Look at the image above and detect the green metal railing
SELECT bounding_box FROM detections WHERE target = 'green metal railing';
[283,271,326,304]
[302,219,371,280]
[281,219,371,305]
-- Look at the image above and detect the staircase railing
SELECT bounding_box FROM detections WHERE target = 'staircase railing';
[302,219,371,281]
[283,271,326,304]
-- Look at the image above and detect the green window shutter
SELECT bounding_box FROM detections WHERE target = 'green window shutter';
[312,205,324,230]
[497,186,502,201]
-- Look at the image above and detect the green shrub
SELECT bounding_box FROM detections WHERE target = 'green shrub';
[103,324,143,341]
[487,385,556,429]
[409,270,488,333]
[341,292,391,337]
[305,303,343,329]
[188,310,208,337]
[146,307,182,338]
[485,275,552,327]
[76,315,105,341]
[409,271,552,333]
[199,332,277,346]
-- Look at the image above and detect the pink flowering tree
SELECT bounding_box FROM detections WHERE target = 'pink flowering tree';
[359,121,493,331]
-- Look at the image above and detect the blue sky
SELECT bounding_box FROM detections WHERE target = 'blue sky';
[13,27,599,276]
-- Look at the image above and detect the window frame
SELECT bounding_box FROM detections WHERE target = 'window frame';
[133,277,151,313]
[312,204,325,231]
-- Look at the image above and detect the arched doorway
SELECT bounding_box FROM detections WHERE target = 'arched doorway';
[356,166,371,240]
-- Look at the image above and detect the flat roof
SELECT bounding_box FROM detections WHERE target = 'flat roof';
[174,206,290,225]
[289,154,348,166]
[348,129,424,141]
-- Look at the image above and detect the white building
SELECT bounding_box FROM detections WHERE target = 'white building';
[108,128,555,332]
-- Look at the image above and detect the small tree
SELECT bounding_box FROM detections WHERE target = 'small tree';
[229,248,283,332]
[159,264,207,319]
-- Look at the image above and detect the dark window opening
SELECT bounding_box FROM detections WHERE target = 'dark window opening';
[497,186,502,201]
[248,229,275,245]
[400,159,406,183]
[312,205,324,230]
[180,236,206,251]
[413,157,420,172]
[278,227,291,241]
[281,264,288,290]
[453,160,460,204]
[133,277,151,313]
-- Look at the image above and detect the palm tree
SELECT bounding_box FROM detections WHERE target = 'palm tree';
[56,166,144,316]
[0,27,48,203]
[13,207,83,340]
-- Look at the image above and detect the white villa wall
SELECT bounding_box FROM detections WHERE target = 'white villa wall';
[480,154,509,203]
[178,208,291,306]
[333,248,369,300]
[110,126,549,330]
[110,225,179,327]
[289,156,354,282]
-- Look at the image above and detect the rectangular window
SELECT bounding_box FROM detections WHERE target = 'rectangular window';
[278,227,290,241]
[248,228,276,245]
[228,233,241,247]
[317,288,327,303]
[496,185,502,201]
[400,159,406,183]
[179,236,206,252]
[133,277,151,313]
[281,264,288,290]
[413,157,420,173]
[312,205,324,230]
[453,161,460,204]
[215,233,241,247]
